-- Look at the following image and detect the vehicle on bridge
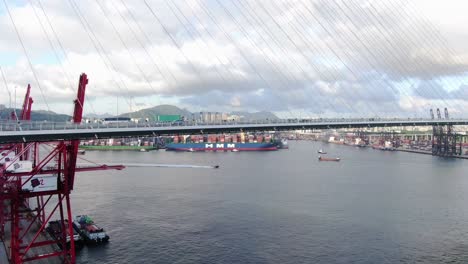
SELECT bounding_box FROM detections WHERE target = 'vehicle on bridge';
[101,117,131,124]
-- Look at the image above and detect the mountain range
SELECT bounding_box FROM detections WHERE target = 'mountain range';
[119,105,279,121]
[0,105,279,122]
[0,108,72,122]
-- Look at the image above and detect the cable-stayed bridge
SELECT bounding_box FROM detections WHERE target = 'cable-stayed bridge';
[1,0,468,262]
[0,118,467,144]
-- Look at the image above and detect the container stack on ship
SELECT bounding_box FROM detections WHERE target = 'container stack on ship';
[165,133,279,151]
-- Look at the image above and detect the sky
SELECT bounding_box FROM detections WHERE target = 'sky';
[0,0,467,118]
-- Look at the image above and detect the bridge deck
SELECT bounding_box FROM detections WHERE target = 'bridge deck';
[0,119,467,144]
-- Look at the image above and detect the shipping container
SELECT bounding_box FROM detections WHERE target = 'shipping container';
[156,115,182,122]
[208,135,217,143]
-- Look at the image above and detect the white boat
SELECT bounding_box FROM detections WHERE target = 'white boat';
[231,149,239,152]
[318,149,327,154]
[187,148,195,152]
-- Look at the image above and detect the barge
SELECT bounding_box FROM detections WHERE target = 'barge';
[46,220,84,251]
[318,156,341,162]
[72,215,110,245]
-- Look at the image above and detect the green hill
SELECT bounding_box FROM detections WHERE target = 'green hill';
[119,105,192,121]
[0,108,72,122]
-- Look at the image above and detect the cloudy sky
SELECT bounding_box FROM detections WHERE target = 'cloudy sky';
[0,0,467,118]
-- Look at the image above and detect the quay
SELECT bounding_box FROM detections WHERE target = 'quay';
[0,203,63,264]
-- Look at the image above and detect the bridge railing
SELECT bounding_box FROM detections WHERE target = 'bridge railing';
[0,118,463,132]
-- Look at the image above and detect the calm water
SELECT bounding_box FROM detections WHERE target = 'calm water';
[73,141,468,263]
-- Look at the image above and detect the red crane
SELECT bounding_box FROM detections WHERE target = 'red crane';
[0,74,124,263]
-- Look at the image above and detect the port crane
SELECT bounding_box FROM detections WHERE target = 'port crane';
[0,73,124,264]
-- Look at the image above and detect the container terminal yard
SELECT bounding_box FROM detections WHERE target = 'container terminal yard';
[79,133,287,152]
[78,127,468,157]
[278,127,468,158]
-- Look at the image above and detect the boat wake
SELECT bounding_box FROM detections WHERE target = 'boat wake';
[124,163,219,169]
[78,163,219,169]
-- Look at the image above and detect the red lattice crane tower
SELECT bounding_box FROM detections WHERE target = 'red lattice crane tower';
[0,73,124,263]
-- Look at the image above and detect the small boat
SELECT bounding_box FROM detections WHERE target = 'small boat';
[73,215,109,245]
[77,149,86,155]
[213,165,220,169]
[231,148,239,152]
[46,220,84,251]
[318,156,340,162]
[277,139,289,149]
[187,148,195,152]
[318,149,327,154]
[139,148,147,152]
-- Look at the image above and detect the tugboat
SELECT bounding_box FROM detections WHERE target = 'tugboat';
[277,139,289,149]
[318,156,340,162]
[73,215,110,245]
[46,220,84,250]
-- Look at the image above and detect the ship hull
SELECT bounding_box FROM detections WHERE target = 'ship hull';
[166,142,278,151]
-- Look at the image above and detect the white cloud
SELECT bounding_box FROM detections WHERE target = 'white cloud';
[0,0,467,117]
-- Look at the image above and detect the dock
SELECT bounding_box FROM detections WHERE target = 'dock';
[0,206,63,264]
[395,148,468,159]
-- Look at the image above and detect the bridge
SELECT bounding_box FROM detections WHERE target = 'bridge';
[1,73,468,264]
[0,119,468,144]
[1,0,467,263]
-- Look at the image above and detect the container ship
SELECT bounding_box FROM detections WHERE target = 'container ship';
[166,134,279,152]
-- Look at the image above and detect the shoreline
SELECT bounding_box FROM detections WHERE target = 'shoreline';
[389,148,468,160]
[79,145,157,151]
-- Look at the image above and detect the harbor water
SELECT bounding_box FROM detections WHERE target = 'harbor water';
[73,141,468,263]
